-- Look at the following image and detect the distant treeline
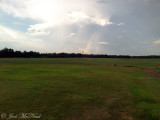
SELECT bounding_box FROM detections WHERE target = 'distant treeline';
[0,48,160,58]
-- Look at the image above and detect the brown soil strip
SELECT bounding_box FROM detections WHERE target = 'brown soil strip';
[142,64,160,79]
[143,68,160,78]
[112,64,160,79]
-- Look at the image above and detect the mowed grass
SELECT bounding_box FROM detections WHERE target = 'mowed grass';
[0,58,160,120]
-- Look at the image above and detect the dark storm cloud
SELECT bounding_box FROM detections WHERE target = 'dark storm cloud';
[94,0,160,55]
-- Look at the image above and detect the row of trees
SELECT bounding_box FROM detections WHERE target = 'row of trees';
[0,48,160,58]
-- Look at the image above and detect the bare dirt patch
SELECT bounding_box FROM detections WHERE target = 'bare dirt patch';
[143,65,160,79]
[143,68,160,78]
[112,64,160,79]
[155,64,160,69]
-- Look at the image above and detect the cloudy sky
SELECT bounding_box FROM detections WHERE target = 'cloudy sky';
[0,0,160,55]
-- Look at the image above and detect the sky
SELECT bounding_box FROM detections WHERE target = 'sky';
[0,0,160,55]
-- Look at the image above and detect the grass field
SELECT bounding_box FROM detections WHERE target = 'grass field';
[0,58,160,120]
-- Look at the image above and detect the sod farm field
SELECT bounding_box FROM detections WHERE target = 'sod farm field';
[0,58,160,120]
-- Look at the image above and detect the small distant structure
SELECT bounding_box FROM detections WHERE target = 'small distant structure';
[112,64,117,67]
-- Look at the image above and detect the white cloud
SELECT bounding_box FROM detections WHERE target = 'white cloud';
[153,40,160,44]
[68,11,112,26]
[26,31,50,36]
[27,23,52,32]
[69,33,76,38]
[91,17,113,26]
[98,42,109,45]
[117,22,125,26]
[27,23,51,36]
[0,25,46,50]
[0,0,112,36]
[68,11,90,23]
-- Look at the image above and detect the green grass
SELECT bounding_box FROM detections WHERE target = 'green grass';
[0,58,160,120]
[155,68,160,74]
